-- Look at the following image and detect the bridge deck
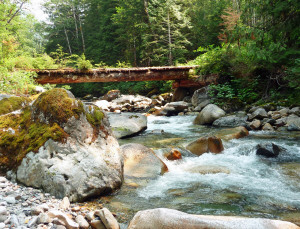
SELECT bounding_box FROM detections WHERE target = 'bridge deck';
[35,66,197,85]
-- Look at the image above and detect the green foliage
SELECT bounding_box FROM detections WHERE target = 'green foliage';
[76,54,93,70]
[209,78,259,105]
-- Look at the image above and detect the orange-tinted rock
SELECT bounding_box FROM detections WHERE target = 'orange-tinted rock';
[215,126,249,141]
[164,149,182,161]
[186,136,224,156]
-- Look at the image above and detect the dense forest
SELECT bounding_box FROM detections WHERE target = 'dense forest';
[0,0,299,104]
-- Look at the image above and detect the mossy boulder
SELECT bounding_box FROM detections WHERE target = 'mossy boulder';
[0,89,123,202]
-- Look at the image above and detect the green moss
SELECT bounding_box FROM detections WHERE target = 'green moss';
[0,108,68,171]
[86,105,104,127]
[0,96,31,116]
[0,89,106,172]
[33,88,85,125]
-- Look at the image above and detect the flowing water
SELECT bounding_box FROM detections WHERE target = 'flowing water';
[96,115,300,225]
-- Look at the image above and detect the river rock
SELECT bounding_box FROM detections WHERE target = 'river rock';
[108,113,147,138]
[95,208,119,229]
[191,87,210,107]
[215,126,249,141]
[213,115,247,127]
[164,149,182,161]
[172,88,189,102]
[249,108,268,120]
[286,115,300,130]
[75,215,90,229]
[90,219,106,229]
[187,165,230,174]
[194,100,210,112]
[250,119,261,130]
[121,143,168,178]
[194,104,226,125]
[290,107,300,116]
[59,197,70,210]
[256,143,282,158]
[0,89,123,202]
[0,207,8,223]
[48,210,79,229]
[94,100,111,111]
[186,136,224,156]
[262,123,275,131]
[101,90,121,101]
[127,208,300,229]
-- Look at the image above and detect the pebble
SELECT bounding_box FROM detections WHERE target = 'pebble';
[0,176,119,229]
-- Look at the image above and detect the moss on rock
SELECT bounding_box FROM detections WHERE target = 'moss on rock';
[0,88,106,172]
[0,96,31,116]
[0,108,68,171]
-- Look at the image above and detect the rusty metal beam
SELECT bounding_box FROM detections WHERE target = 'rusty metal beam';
[34,66,198,85]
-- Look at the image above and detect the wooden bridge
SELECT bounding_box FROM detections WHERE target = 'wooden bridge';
[35,66,218,88]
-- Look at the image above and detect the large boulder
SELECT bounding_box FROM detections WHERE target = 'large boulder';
[215,126,249,141]
[213,115,247,127]
[186,136,224,156]
[256,143,283,158]
[0,89,123,202]
[121,143,168,178]
[194,104,226,125]
[108,113,147,139]
[127,208,300,229]
[153,101,189,116]
[191,87,210,107]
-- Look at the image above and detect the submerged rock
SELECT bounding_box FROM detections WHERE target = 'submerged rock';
[187,165,230,174]
[108,113,147,138]
[186,136,224,156]
[121,143,168,178]
[215,126,249,141]
[256,143,282,158]
[0,89,123,202]
[127,208,300,229]
[194,104,226,125]
[163,149,182,161]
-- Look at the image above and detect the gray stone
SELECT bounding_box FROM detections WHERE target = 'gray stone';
[256,143,282,158]
[27,216,38,228]
[287,124,300,131]
[249,108,268,120]
[95,208,119,229]
[194,104,226,125]
[10,214,19,227]
[279,108,289,117]
[290,107,300,116]
[191,87,210,107]
[286,115,300,129]
[213,115,247,127]
[3,196,15,204]
[108,113,147,139]
[262,123,274,131]
[194,100,210,112]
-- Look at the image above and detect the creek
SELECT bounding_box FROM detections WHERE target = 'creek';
[96,115,300,225]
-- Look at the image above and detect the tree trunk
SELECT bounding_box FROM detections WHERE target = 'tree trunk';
[167,10,173,66]
[79,16,86,53]
[64,26,72,55]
